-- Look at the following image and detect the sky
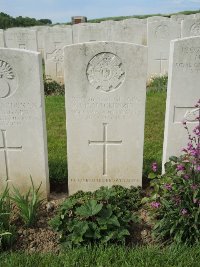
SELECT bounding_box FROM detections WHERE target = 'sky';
[0,0,200,23]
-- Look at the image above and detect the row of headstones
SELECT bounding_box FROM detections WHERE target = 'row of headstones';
[1,14,200,82]
[0,36,199,198]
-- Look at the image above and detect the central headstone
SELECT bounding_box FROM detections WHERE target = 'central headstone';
[65,42,147,195]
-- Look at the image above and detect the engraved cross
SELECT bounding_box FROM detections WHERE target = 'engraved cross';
[46,42,63,78]
[88,123,122,176]
[0,130,22,181]
[155,54,168,73]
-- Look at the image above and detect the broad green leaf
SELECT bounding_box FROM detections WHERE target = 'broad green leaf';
[75,199,103,217]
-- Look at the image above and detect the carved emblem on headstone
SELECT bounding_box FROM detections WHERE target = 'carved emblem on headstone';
[0,60,18,98]
[190,23,200,36]
[155,24,169,39]
[86,52,125,93]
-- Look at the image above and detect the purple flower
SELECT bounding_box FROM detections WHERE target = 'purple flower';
[181,208,188,215]
[196,166,200,172]
[183,174,190,180]
[164,184,172,190]
[150,201,161,209]
[191,184,198,190]
[177,164,185,171]
[152,162,158,172]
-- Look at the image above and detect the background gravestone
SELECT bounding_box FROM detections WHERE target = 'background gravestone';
[162,36,200,170]
[0,48,49,198]
[30,26,50,58]
[72,23,107,43]
[44,27,72,84]
[65,41,147,195]
[0,30,5,47]
[147,20,181,77]
[111,20,147,45]
[182,18,200,37]
[5,28,38,51]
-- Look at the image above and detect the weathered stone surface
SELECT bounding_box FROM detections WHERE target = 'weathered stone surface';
[182,18,200,37]
[147,20,181,77]
[111,20,147,45]
[5,28,38,51]
[147,16,169,23]
[64,41,147,195]
[30,26,51,58]
[72,23,107,43]
[170,14,186,24]
[44,27,72,83]
[162,37,200,170]
[0,48,49,198]
[0,30,5,47]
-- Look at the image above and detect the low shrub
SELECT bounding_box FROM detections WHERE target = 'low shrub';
[143,99,200,245]
[44,76,65,96]
[147,75,168,92]
[50,185,142,247]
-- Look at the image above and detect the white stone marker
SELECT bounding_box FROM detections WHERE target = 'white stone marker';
[0,48,49,197]
[162,37,200,170]
[44,27,72,83]
[147,16,169,23]
[111,20,147,45]
[0,30,5,47]
[182,18,200,37]
[72,23,107,43]
[5,28,38,51]
[65,41,147,195]
[147,20,181,77]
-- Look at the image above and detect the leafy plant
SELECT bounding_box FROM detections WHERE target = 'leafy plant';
[0,186,15,250]
[50,186,142,247]
[44,76,65,96]
[147,75,168,92]
[10,176,44,227]
[143,99,200,245]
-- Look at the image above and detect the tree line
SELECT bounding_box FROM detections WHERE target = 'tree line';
[0,12,52,29]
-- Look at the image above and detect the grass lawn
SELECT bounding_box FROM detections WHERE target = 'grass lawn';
[1,245,200,267]
[45,90,167,186]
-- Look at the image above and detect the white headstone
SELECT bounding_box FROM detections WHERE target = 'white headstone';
[162,37,200,170]
[0,48,49,197]
[182,18,200,37]
[113,20,147,45]
[147,16,169,23]
[170,14,186,24]
[30,26,51,57]
[72,23,107,43]
[44,27,72,83]
[147,20,181,77]
[0,30,5,47]
[5,28,38,51]
[65,41,147,195]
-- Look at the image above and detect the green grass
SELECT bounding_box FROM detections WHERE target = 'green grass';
[1,245,200,266]
[45,82,167,185]
[45,96,67,187]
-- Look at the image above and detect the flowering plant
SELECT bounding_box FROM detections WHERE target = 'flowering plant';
[143,100,200,245]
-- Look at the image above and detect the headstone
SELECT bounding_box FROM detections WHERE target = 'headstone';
[147,20,181,77]
[170,14,185,24]
[195,13,200,19]
[112,20,147,45]
[123,18,147,24]
[72,23,107,43]
[147,16,169,23]
[5,28,38,51]
[72,16,87,24]
[30,26,50,58]
[65,41,147,195]
[44,27,72,83]
[182,18,200,37]
[0,30,5,47]
[0,48,49,197]
[162,37,200,170]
